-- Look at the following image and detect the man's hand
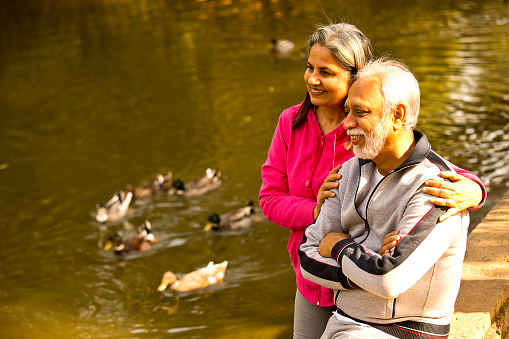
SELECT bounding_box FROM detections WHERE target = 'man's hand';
[378,230,400,256]
[318,232,350,258]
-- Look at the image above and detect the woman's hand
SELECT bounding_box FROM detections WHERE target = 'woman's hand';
[378,231,400,256]
[313,165,342,221]
[422,171,483,222]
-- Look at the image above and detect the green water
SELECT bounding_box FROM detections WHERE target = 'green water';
[1,0,509,337]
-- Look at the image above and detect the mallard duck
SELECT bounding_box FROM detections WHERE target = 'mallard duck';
[169,168,221,197]
[104,220,157,255]
[127,172,172,198]
[204,201,261,231]
[157,260,228,292]
[270,38,295,56]
[96,190,133,223]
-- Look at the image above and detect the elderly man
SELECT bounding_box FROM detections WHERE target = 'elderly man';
[298,58,470,339]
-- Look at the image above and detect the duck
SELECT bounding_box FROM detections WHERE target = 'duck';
[204,201,261,231]
[104,220,157,255]
[169,168,221,198]
[270,38,295,56]
[126,172,172,198]
[157,260,228,292]
[96,189,133,223]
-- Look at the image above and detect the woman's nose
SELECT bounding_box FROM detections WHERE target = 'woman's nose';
[307,72,320,85]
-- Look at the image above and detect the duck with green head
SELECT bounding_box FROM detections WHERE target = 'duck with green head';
[205,201,261,231]
[168,168,221,198]
[104,220,157,255]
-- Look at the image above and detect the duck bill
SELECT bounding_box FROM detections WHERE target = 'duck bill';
[104,241,113,251]
[204,222,213,231]
[157,281,169,291]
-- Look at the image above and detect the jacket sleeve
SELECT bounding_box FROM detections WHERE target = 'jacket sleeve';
[259,111,316,230]
[298,186,352,289]
[448,163,486,209]
[331,191,468,299]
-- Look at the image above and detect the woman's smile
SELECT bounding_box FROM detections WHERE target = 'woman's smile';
[309,87,326,95]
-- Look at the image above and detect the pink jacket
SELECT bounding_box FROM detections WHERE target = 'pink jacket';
[259,103,486,307]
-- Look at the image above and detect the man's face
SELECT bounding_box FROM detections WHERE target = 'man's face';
[344,77,390,160]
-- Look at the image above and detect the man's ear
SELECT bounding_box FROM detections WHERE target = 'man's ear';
[392,104,406,130]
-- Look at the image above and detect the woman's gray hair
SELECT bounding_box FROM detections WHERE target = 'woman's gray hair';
[305,23,373,77]
[355,58,420,130]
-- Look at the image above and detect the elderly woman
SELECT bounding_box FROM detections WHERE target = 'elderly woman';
[259,22,485,339]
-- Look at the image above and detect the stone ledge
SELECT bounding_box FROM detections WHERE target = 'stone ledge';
[451,190,509,339]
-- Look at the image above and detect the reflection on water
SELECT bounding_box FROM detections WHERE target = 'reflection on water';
[1,0,509,337]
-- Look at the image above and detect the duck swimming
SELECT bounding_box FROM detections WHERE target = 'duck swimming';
[157,260,228,292]
[127,171,172,198]
[104,220,157,255]
[96,189,133,223]
[169,168,221,198]
[270,38,295,56]
[204,201,261,231]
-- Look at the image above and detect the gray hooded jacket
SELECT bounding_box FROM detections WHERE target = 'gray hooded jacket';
[299,130,469,330]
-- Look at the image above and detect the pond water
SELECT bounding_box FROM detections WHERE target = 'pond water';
[1,0,509,338]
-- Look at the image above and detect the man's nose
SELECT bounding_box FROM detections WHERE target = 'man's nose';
[343,111,356,129]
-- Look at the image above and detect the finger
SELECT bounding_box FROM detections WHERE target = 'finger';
[439,208,458,222]
[380,235,400,249]
[439,171,464,182]
[322,182,340,190]
[380,235,397,246]
[423,187,454,199]
[385,230,400,237]
[331,164,342,174]
[325,173,342,183]
[424,179,452,190]
[317,191,336,200]
[378,240,398,256]
[429,197,458,208]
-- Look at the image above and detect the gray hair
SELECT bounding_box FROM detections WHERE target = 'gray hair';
[306,23,373,77]
[355,58,420,130]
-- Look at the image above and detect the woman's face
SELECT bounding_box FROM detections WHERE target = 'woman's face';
[304,44,351,111]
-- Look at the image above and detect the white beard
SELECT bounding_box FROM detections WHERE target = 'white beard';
[346,122,389,160]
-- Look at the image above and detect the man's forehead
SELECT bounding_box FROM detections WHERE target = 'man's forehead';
[346,76,382,106]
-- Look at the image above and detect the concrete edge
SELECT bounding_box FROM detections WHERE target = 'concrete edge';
[450,190,509,339]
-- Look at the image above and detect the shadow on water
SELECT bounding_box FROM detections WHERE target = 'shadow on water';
[0,0,509,337]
